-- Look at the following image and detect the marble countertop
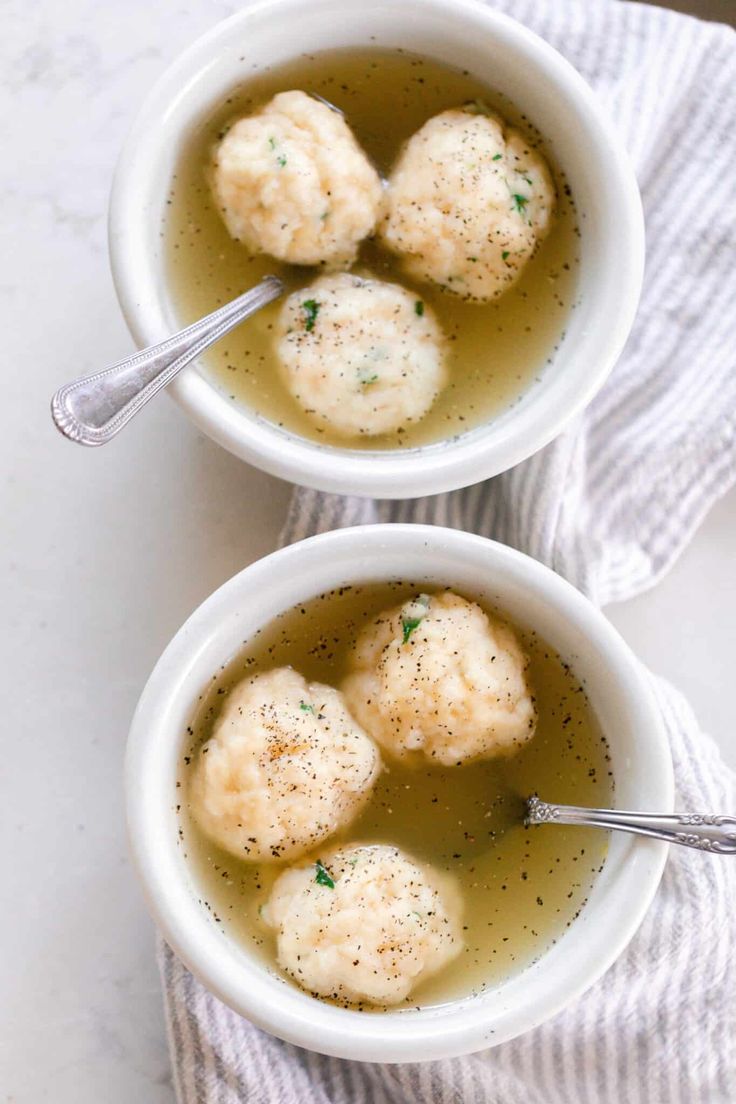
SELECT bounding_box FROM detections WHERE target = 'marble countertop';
[2,2,734,1100]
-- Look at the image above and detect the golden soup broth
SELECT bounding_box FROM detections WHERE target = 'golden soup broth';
[179,583,613,1009]
[165,48,580,450]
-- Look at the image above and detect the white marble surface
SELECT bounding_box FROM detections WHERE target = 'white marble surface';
[1,2,734,1101]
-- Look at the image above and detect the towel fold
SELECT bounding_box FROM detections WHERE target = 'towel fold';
[159,1,736,1100]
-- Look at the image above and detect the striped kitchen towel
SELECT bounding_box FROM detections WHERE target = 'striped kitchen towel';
[159,0,736,1100]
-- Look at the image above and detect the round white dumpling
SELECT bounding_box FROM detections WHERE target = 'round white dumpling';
[211,90,383,268]
[380,107,556,301]
[262,843,462,1005]
[189,668,380,862]
[274,273,447,437]
[342,591,536,765]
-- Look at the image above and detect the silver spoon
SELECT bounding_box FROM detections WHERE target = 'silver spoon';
[51,275,283,446]
[526,795,736,854]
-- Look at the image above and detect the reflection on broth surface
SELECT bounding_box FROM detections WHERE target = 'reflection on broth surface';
[179,583,613,1010]
[166,48,580,450]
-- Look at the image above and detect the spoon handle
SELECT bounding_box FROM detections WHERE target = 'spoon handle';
[526,796,736,854]
[51,275,283,447]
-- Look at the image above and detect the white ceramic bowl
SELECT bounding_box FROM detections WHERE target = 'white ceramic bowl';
[109,0,644,500]
[126,525,672,1062]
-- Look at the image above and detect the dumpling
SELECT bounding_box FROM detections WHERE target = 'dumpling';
[262,843,463,1005]
[381,107,555,301]
[189,667,380,861]
[211,90,383,268]
[342,590,536,765]
[274,273,447,437]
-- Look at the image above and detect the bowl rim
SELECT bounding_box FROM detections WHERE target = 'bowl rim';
[125,524,673,1062]
[108,0,645,499]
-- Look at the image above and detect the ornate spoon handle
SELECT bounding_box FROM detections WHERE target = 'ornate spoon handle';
[51,275,283,446]
[526,796,736,854]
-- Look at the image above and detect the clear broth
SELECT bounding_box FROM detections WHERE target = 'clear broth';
[165,48,580,450]
[178,583,613,1009]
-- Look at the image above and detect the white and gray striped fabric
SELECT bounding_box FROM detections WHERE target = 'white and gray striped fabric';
[159,0,736,1100]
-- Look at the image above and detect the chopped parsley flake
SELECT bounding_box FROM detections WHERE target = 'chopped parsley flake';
[359,370,379,387]
[302,299,320,332]
[512,193,529,214]
[277,154,287,168]
[492,153,502,161]
[314,859,335,888]
[414,300,424,317]
[401,593,431,644]
[299,701,314,713]
[502,250,510,260]
[268,136,276,150]
[402,616,424,644]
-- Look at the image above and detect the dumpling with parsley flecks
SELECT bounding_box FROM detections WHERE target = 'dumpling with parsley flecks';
[274,272,447,438]
[211,90,383,269]
[189,667,380,862]
[342,590,536,765]
[380,105,555,301]
[261,843,462,1006]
